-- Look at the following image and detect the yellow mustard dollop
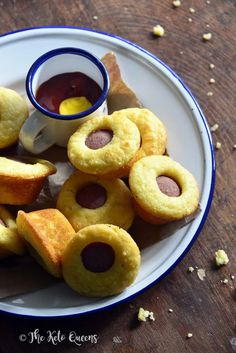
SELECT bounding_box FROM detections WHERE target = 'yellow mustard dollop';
[59,97,92,115]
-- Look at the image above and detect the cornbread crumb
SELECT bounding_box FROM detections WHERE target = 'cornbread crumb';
[188,266,195,273]
[203,33,212,41]
[209,78,216,84]
[189,8,195,13]
[215,142,222,150]
[173,0,181,7]
[215,249,229,266]
[138,307,155,322]
[149,312,155,321]
[168,308,174,313]
[207,91,213,96]
[187,333,193,338]
[153,24,165,37]
[197,268,206,281]
[209,63,215,69]
[210,123,219,132]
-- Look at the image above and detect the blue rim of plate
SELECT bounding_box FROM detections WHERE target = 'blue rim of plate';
[0,26,215,318]
[26,47,109,120]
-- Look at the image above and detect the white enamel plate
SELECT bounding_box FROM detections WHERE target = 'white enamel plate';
[0,27,215,317]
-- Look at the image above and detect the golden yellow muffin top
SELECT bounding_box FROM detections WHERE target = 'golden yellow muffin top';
[129,155,199,221]
[62,224,141,297]
[67,112,140,176]
[0,205,25,258]
[56,170,135,231]
[0,156,56,178]
[0,87,28,149]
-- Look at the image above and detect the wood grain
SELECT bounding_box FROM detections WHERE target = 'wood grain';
[0,1,235,352]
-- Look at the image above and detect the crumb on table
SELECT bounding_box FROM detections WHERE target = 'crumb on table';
[203,32,212,41]
[210,123,219,132]
[197,268,206,281]
[215,141,222,150]
[153,24,165,37]
[215,249,229,266]
[173,0,181,8]
[188,266,195,273]
[138,307,155,322]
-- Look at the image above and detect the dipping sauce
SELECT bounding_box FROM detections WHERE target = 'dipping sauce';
[36,72,102,115]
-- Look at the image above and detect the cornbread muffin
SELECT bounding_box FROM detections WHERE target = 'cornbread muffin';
[0,205,25,259]
[16,209,75,277]
[0,87,28,149]
[129,155,199,224]
[57,170,134,231]
[0,156,56,205]
[112,108,167,173]
[67,113,140,178]
[62,224,141,297]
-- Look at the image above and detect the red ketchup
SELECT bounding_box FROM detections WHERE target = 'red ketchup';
[35,72,102,114]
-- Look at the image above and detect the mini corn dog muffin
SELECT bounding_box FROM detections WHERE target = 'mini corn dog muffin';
[62,224,141,297]
[0,87,28,149]
[57,170,134,231]
[16,209,75,278]
[67,112,140,178]
[112,108,167,174]
[0,156,56,205]
[129,155,199,224]
[0,205,25,259]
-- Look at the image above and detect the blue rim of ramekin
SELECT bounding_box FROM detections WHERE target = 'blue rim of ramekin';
[25,47,109,120]
[0,26,215,318]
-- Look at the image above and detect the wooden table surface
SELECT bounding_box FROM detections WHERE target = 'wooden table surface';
[0,1,235,352]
